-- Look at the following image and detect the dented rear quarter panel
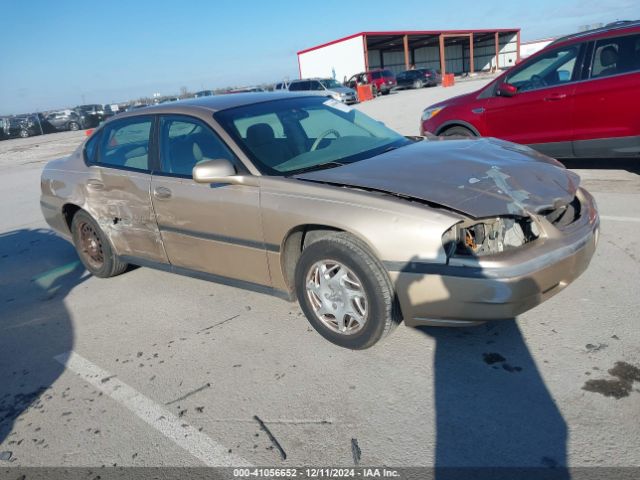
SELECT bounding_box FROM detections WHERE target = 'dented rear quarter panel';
[40,142,167,263]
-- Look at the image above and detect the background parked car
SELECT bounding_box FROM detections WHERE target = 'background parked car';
[288,78,358,104]
[75,104,109,128]
[420,20,640,158]
[0,115,42,139]
[274,81,290,91]
[43,110,85,132]
[347,69,397,96]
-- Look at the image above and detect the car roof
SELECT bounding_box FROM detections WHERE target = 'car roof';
[107,92,318,119]
[550,19,639,47]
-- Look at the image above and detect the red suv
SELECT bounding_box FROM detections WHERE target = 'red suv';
[420,21,640,158]
[347,69,397,96]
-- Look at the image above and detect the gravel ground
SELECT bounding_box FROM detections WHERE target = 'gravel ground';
[0,82,639,472]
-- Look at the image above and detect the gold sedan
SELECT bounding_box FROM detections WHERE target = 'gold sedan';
[40,93,599,349]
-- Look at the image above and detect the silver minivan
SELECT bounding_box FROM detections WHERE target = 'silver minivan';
[288,78,358,104]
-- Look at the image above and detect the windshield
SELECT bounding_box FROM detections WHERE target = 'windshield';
[319,79,342,89]
[215,96,410,175]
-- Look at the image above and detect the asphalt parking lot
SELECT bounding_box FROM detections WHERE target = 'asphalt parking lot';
[1,80,639,471]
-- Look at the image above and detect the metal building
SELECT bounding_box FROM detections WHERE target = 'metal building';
[297,29,521,82]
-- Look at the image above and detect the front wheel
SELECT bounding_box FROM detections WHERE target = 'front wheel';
[295,233,399,349]
[68,122,80,131]
[371,84,378,97]
[19,129,29,138]
[71,210,128,278]
[442,126,476,138]
[413,80,423,89]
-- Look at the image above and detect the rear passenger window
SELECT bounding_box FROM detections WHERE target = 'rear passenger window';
[98,117,152,171]
[84,132,100,164]
[289,81,310,91]
[159,116,237,177]
[590,33,640,79]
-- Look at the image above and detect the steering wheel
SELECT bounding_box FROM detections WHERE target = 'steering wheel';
[310,129,341,151]
[529,74,547,89]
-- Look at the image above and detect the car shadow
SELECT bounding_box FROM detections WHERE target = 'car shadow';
[0,229,87,445]
[396,259,569,479]
[560,157,640,174]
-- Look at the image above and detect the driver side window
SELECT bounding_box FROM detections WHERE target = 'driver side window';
[159,116,237,177]
[506,46,579,92]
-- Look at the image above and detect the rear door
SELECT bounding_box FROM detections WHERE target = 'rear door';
[85,115,167,263]
[150,114,270,286]
[483,43,584,157]
[572,32,640,157]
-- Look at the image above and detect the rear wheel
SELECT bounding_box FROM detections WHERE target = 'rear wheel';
[71,210,128,278]
[442,126,476,138]
[68,121,80,131]
[19,129,29,138]
[413,79,423,89]
[295,233,399,349]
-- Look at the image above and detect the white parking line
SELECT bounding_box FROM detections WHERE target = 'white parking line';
[600,215,640,223]
[54,351,251,467]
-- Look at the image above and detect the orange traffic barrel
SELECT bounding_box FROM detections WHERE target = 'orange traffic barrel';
[442,73,455,87]
[356,84,373,102]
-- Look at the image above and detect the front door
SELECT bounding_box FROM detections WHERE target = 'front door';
[150,114,270,286]
[484,44,583,157]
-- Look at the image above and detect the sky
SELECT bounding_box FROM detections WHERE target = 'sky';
[0,0,637,114]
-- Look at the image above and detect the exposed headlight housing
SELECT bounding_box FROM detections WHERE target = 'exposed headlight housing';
[442,217,540,258]
[421,106,444,122]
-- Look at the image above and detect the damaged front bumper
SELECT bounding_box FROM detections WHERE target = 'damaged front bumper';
[387,187,599,327]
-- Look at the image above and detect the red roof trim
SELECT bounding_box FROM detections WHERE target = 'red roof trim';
[297,29,520,55]
[297,33,365,55]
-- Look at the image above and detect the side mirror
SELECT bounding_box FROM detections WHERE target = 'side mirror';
[192,159,237,184]
[497,83,518,97]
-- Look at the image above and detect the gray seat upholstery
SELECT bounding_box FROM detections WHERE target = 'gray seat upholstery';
[597,46,619,77]
[245,123,292,168]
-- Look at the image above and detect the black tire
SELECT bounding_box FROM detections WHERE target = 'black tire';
[295,232,399,349]
[381,89,390,95]
[413,80,423,89]
[71,210,128,278]
[19,129,29,138]
[68,122,80,131]
[442,126,476,138]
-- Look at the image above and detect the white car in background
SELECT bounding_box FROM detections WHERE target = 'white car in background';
[288,78,358,104]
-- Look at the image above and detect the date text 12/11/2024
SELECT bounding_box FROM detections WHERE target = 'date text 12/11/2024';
[233,468,400,478]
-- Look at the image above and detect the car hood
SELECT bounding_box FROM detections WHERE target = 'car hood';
[331,86,356,94]
[295,138,580,218]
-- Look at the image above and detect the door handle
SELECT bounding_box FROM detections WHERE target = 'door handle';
[86,179,104,190]
[153,186,172,200]
[544,93,567,101]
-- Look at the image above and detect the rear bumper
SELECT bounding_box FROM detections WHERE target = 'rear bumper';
[388,188,599,327]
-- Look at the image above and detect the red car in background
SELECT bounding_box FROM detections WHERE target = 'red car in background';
[420,21,640,158]
[347,69,397,96]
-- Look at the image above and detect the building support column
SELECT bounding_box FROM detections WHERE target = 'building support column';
[363,35,369,72]
[403,34,410,70]
[439,34,446,75]
[468,32,474,73]
[516,30,521,63]
[494,32,500,69]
